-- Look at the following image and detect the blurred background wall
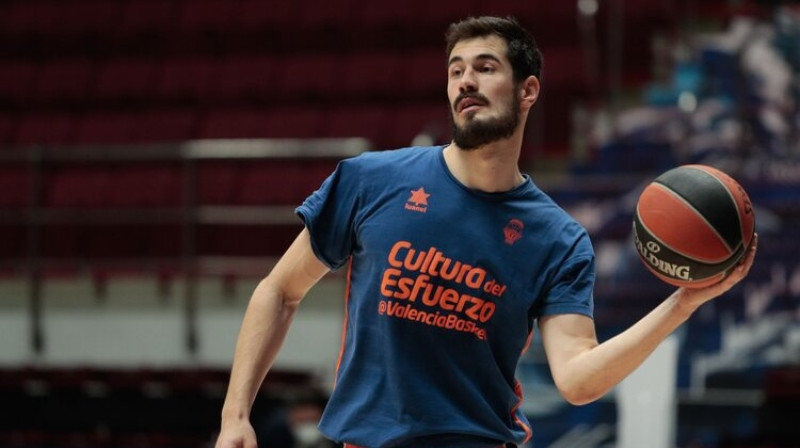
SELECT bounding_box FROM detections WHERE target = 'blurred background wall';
[0,0,798,447]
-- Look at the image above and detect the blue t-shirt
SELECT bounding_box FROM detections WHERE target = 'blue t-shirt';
[296,146,595,448]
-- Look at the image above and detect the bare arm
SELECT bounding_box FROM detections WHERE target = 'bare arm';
[216,228,329,448]
[540,235,758,406]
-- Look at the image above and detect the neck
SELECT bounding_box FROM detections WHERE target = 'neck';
[443,137,525,193]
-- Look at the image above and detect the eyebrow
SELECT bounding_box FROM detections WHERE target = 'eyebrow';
[448,53,503,66]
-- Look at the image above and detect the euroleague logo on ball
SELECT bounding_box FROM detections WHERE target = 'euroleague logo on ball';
[634,229,693,281]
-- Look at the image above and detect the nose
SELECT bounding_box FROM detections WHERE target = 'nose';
[458,67,478,93]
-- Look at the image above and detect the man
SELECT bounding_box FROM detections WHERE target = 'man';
[215,16,757,448]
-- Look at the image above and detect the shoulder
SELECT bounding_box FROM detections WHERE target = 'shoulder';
[525,185,593,254]
[340,146,441,173]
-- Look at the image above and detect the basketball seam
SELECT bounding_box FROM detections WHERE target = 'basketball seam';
[638,187,733,264]
[685,165,746,249]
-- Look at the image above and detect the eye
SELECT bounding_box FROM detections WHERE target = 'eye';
[479,64,495,73]
[449,66,463,78]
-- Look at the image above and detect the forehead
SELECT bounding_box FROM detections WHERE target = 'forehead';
[448,35,509,64]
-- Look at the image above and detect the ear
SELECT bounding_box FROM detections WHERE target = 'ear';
[519,75,540,110]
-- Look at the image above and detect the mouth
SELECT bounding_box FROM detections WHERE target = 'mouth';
[456,96,487,114]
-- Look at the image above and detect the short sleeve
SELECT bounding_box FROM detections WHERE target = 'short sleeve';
[535,233,596,319]
[295,158,361,270]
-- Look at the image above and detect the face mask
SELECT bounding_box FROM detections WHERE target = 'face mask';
[293,422,324,446]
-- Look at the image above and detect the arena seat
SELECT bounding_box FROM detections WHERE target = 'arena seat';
[196,224,302,257]
[42,163,182,209]
[235,0,300,35]
[14,112,79,146]
[324,105,390,146]
[195,108,269,139]
[54,0,124,44]
[339,52,401,101]
[406,49,446,99]
[75,112,140,144]
[29,58,96,107]
[386,103,449,148]
[0,1,62,40]
[104,164,184,208]
[357,0,420,29]
[134,108,198,143]
[173,0,236,35]
[237,161,308,205]
[539,46,590,92]
[0,61,35,109]
[0,115,17,145]
[115,0,178,43]
[153,57,220,105]
[0,166,30,208]
[215,54,281,104]
[298,0,358,29]
[43,166,112,208]
[278,53,339,103]
[260,107,323,139]
[92,58,159,106]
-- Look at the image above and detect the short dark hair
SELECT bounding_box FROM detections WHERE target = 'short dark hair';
[445,16,543,83]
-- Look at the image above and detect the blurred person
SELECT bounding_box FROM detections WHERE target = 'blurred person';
[215,16,758,448]
[251,395,334,448]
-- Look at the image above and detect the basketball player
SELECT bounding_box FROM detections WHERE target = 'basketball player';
[215,16,758,448]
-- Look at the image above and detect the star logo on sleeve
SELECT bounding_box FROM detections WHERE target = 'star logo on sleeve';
[405,187,430,213]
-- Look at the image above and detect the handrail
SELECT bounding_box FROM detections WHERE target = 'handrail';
[1,137,370,355]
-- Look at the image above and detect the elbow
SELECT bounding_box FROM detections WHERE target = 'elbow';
[557,383,607,406]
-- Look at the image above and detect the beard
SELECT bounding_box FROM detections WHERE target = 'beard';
[449,92,521,150]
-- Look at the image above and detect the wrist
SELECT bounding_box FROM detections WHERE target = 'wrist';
[221,405,251,424]
[670,288,701,318]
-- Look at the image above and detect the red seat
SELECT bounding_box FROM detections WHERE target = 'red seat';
[115,0,178,40]
[215,55,280,103]
[0,61,35,108]
[0,115,17,146]
[237,161,307,205]
[418,0,480,28]
[93,58,159,105]
[197,108,322,140]
[278,54,338,102]
[339,52,400,100]
[197,162,241,205]
[387,103,449,148]
[406,50,446,99]
[105,165,183,207]
[295,160,339,196]
[75,112,139,144]
[0,166,29,207]
[173,0,236,34]
[299,0,357,29]
[235,0,300,32]
[154,57,219,105]
[44,166,110,208]
[196,109,268,139]
[30,58,96,106]
[135,109,197,143]
[197,223,302,257]
[55,0,124,39]
[0,224,26,263]
[14,112,79,146]
[0,1,62,37]
[357,0,418,27]
[261,108,323,139]
[539,46,589,92]
[324,105,389,146]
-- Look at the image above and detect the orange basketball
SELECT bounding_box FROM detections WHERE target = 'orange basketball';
[632,164,755,288]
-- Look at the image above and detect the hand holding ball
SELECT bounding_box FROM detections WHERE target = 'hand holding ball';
[633,165,755,288]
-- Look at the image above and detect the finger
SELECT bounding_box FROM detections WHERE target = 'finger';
[726,233,758,283]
